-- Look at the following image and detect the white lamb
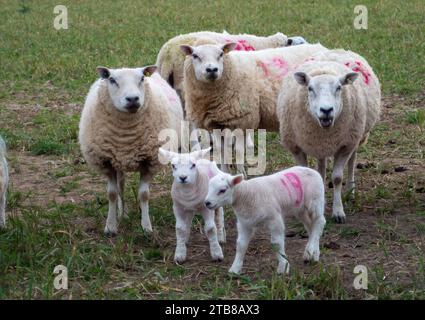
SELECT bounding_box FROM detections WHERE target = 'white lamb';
[205,166,326,274]
[0,136,9,228]
[159,147,225,263]
[277,49,381,223]
[79,66,183,235]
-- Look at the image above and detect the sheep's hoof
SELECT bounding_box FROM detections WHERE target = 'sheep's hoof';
[228,268,241,275]
[174,256,187,264]
[211,250,224,262]
[333,215,346,224]
[104,227,118,237]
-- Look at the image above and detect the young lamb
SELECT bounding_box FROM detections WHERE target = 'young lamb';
[159,147,225,263]
[0,136,9,228]
[181,42,327,175]
[205,166,326,274]
[156,31,288,105]
[277,49,381,223]
[79,66,183,235]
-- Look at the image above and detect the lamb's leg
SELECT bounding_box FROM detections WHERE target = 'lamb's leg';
[104,169,119,236]
[346,150,357,196]
[116,170,127,219]
[201,208,224,261]
[173,205,193,263]
[138,173,153,233]
[317,158,327,185]
[293,149,308,167]
[229,220,254,274]
[215,207,226,243]
[0,191,6,228]
[332,148,353,223]
[302,207,326,263]
[268,216,290,274]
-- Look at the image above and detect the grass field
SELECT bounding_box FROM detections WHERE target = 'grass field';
[0,0,424,299]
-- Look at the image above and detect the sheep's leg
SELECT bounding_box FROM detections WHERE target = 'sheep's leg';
[173,205,193,263]
[116,170,127,219]
[293,150,308,167]
[317,158,327,186]
[0,191,6,228]
[138,173,153,233]
[201,208,224,261]
[104,169,119,236]
[229,221,254,274]
[268,216,290,274]
[346,150,357,196]
[302,208,325,263]
[332,148,352,224]
[215,207,226,243]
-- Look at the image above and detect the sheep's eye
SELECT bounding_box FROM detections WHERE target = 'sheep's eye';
[336,85,342,92]
[109,77,117,85]
[192,54,199,59]
[308,86,314,93]
[140,76,145,84]
[218,189,227,195]
[171,164,176,170]
[190,163,196,169]
[219,52,224,58]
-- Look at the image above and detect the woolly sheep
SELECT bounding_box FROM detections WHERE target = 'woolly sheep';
[159,147,225,263]
[79,66,183,235]
[0,136,8,228]
[156,31,288,106]
[205,166,326,274]
[277,49,381,223]
[181,42,327,175]
[286,36,308,46]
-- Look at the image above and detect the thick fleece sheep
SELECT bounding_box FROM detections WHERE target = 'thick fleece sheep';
[156,31,288,104]
[0,136,8,228]
[205,166,326,274]
[79,67,183,235]
[277,49,381,223]
[159,147,225,263]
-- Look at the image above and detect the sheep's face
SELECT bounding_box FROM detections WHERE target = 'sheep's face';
[96,66,157,113]
[294,71,359,128]
[180,43,237,83]
[158,148,211,185]
[205,173,243,210]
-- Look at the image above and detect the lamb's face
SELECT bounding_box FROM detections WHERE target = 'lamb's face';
[96,66,157,113]
[294,71,359,128]
[180,43,237,83]
[205,174,243,210]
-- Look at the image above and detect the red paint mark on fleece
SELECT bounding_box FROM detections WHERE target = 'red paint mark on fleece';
[225,39,256,51]
[150,76,178,103]
[280,172,304,207]
[257,57,289,80]
[344,60,371,85]
[207,169,215,179]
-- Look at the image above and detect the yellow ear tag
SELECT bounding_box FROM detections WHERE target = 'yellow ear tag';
[145,71,151,77]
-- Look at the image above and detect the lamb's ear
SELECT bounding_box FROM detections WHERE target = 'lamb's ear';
[97,66,110,79]
[294,72,310,86]
[230,174,244,187]
[143,65,157,77]
[340,72,359,85]
[158,148,177,164]
[180,45,194,56]
[222,42,237,54]
[190,147,211,160]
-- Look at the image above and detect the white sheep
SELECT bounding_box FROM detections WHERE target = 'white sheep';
[181,42,327,175]
[159,147,225,263]
[286,36,308,46]
[205,166,326,274]
[277,49,381,223]
[0,136,9,228]
[156,31,288,105]
[79,66,183,235]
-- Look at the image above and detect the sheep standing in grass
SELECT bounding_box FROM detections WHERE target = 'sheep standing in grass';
[79,66,183,235]
[159,147,225,263]
[205,166,326,274]
[0,136,9,228]
[156,31,288,105]
[277,49,381,223]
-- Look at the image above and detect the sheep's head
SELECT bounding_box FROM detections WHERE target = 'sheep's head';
[205,173,243,210]
[159,147,211,185]
[294,71,359,128]
[96,66,157,113]
[180,43,237,83]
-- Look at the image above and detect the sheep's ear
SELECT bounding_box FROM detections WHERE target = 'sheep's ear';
[158,148,177,163]
[294,72,310,86]
[180,45,194,56]
[97,66,110,79]
[143,65,157,77]
[190,147,211,160]
[230,174,244,186]
[222,42,237,54]
[340,72,359,85]
[286,38,293,46]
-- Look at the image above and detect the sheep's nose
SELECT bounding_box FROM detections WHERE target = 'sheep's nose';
[179,176,188,183]
[126,96,139,104]
[205,201,211,207]
[206,67,218,73]
[320,107,333,115]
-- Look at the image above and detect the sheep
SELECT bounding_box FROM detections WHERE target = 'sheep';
[156,31,288,106]
[79,66,183,236]
[159,147,225,263]
[0,136,9,228]
[286,36,308,46]
[181,42,327,175]
[204,166,326,274]
[277,49,381,223]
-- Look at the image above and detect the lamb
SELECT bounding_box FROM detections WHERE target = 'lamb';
[181,42,327,174]
[0,136,9,228]
[277,49,381,223]
[159,147,225,263]
[79,66,183,235]
[156,31,288,105]
[204,166,326,274]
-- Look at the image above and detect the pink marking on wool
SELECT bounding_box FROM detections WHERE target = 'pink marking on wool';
[150,76,178,103]
[281,172,304,207]
[257,57,289,80]
[344,60,371,85]
[225,39,256,51]
[207,169,215,179]
[279,177,293,201]
[257,61,270,77]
